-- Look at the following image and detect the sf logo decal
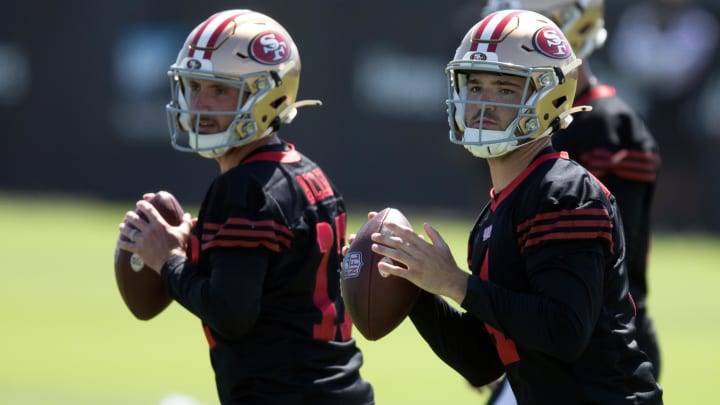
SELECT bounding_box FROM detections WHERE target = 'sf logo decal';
[533,27,572,59]
[250,31,290,64]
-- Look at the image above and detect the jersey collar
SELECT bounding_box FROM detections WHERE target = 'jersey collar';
[490,147,569,211]
[242,142,302,164]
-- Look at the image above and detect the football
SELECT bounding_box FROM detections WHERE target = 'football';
[114,191,184,320]
[341,207,420,340]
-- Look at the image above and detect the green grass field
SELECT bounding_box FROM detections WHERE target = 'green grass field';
[0,194,717,404]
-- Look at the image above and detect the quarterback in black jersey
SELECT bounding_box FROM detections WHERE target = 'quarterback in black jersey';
[369,10,662,404]
[117,10,373,404]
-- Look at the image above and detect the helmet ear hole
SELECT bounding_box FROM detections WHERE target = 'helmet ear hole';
[271,96,287,109]
[553,96,568,108]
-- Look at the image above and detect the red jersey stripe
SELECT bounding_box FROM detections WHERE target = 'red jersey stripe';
[202,228,291,246]
[204,218,293,238]
[517,208,614,253]
[522,230,613,252]
[523,219,612,235]
[201,238,284,252]
[517,208,609,233]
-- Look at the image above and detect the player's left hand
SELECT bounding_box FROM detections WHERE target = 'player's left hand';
[118,200,193,273]
[370,221,469,304]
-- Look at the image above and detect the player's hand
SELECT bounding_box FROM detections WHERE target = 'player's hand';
[118,199,193,274]
[370,221,469,304]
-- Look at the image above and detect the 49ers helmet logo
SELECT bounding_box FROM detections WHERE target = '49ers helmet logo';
[249,31,290,64]
[532,27,572,59]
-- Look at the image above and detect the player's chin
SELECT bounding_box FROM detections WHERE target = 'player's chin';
[197,125,219,134]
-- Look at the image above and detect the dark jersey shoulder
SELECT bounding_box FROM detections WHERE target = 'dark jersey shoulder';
[502,150,617,258]
[197,142,345,255]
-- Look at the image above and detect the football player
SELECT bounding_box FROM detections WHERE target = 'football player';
[118,10,374,404]
[369,10,663,404]
[481,1,662,403]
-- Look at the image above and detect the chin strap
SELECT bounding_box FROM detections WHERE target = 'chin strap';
[284,99,322,123]
[567,104,593,114]
[294,99,323,108]
[554,104,593,132]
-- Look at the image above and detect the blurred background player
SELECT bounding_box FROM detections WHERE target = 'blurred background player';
[117,9,374,404]
[609,0,718,151]
[368,9,663,404]
[481,1,662,403]
[609,0,719,231]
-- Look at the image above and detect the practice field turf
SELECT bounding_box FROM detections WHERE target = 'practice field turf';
[0,194,717,404]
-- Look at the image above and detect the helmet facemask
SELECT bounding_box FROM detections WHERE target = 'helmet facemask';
[167,69,276,158]
[445,10,590,159]
[447,60,580,159]
[164,10,319,159]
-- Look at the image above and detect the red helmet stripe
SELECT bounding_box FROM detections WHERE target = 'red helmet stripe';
[470,15,495,51]
[188,10,252,59]
[187,15,218,58]
[471,10,523,52]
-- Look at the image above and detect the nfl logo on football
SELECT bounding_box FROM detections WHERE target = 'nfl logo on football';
[342,252,364,279]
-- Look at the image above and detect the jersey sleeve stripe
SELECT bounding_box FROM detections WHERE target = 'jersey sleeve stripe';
[517,208,609,232]
[201,219,294,252]
[204,218,293,237]
[521,230,613,251]
[517,208,614,253]
[523,219,611,234]
[201,238,286,252]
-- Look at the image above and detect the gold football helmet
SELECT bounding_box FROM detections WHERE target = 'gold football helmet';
[484,0,606,59]
[166,10,319,158]
[446,10,589,159]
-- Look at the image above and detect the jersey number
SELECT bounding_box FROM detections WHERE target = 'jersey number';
[312,216,352,342]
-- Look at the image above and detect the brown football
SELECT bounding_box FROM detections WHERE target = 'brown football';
[340,207,420,340]
[114,191,184,320]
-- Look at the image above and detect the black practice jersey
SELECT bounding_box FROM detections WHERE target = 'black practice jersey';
[410,148,662,404]
[553,84,660,313]
[162,142,373,404]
